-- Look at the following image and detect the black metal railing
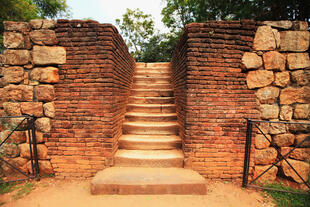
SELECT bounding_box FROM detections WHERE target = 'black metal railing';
[0,115,40,183]
[242,118,310,195]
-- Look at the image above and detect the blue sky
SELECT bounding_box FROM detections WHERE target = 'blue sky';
[66,0,169,32]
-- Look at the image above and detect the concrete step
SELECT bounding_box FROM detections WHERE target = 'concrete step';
[114,149,184,168]
[119,134,181,150]
[91,167,206,195]
[131,89,173,97]
[123,121,179,135]
[133,83,172,90]
[136,62,170,69]
[125,112,177,122]
[128,96,174,104]
[127,104,176,113]
[135,70,171,76]
[134,76,171,84]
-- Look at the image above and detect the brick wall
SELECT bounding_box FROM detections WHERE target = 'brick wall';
[171,20,259,179]
[48,20,135,178]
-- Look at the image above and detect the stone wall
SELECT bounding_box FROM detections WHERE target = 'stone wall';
[242,21,310,184]
[0,20,64,176]
[171,20,259,179]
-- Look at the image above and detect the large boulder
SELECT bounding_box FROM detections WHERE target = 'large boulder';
[2,66,24,84]
[3,50,30,65]
[43,102,55,118]
[25,130,44,143]
[19,143,48,159]
[280,86,310,105]
[280,31,309,52]
[3,102,21,116]
[32,46,66,65]
[273,133,295,147]
[30,67,59,83]
[35,117,51,133]
[246,70,274,89]
[274,72,290,88]
[3,21,30,32]
[20,102,43,117]
[279,105,293,121]
[281,159,310,183]
[3,32,25,49]
[290,148,310,161]
[293,104,310,119]
[262,51,286,71]
[30,30,58,45]
[26,160,54,175]
[291,70,309,86]
[241,52,263,69]
[0,143,20,158]
[287,53,310,70]
[263,21,292,29]
[253,165,278,182]
[0,130,26,144]
[253,26,276,51]
[35,85,55,102]
[255,134,271,149]
[256,86,280,104]
[269,122,287,135]
[295,134,310,147]
[259,104,279,119]
[255,147,278,165]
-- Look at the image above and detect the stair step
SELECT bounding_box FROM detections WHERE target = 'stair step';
[131,89,173,97]
[119,134,181,150]
[127,104,176,113]
[128,96,174,104]
[135,62,170,69]
[133,83,172,90]
[91,167,206,195]
[134,76,171,84]
[123,121,178,135]
[135,71,171,76]
[125,112,177,122]
[114,149,184,167]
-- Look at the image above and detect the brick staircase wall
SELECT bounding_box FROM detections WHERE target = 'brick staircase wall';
[171,20,260,179]
[49,20,135,178]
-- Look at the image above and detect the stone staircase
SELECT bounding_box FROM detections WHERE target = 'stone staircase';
[91,63,206,195]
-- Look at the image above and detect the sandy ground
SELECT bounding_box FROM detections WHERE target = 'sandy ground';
[1,178,274,207]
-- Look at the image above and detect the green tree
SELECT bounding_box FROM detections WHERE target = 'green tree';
[116,8,155,60]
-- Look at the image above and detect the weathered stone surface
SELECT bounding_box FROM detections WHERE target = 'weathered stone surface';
[253,26,276,51]
[20,85,34,101]
[275,71,290,87]
[280,105,293,121]
[272,29,280,48]
[30,30,58,45]
[263,21,292,29]
[3,84,22,101]
[257,122,270,134]
[253,165,278,182]
[42,20,56,29]
[3,32,24,49]
[255,134,271,149]
[35,117,51,133]
[20,102,43,117]
[3,50,30,65]
[35,85,55,102]
[19,143,48,159]
[280,31,309,52]
[287,53,310,70]
[29,19,43,29]
[1,157,28,174]
[290,148,310,161]
[246,70,274,89]
[288,120,310,133]
[0,143,20,158]
[3,21,30,32]
[260,104,279,119]
[241,52,263,69]
[0,54,5,65]
[255,147,278,165]
[33,46,66,65]
[282,159,310,183]
[294,104,310,119]
[295,134,310,147]
[291,70,310,86]
[263,51,285,71]
[43,102,55,118]
[27,160,54,175]
[0,130,26,144]
[292,21,309,31]
[30,67,59,83]
[2,66,24,83]
[280,87,310,105]
[26,130,44,143]
[273,133,295,147]
[3,102,21,116]
[269,122,287,135]
[256,86,280,104]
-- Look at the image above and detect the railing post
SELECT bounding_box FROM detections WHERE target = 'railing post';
[30,115,40,180]
[242,118,253,188]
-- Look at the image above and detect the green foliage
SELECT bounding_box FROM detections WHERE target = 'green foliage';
[137,32,179,62]
[33,0,70,19]
[264,183,310,207]
[13,182,35,200]
[116,8,155,59]
[0,178,17,195]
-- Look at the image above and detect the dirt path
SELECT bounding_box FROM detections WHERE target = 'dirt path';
[1,178,274,207]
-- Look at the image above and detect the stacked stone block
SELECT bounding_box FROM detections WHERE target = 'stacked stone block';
[0,19,65,176]
[171,20,259,179]
[242,21,310,184]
